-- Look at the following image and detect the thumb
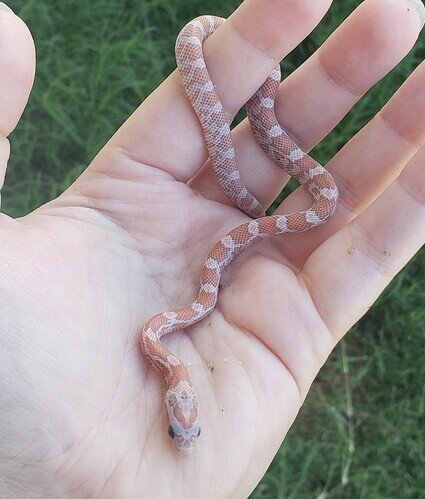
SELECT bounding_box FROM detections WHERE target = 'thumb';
[0,4,35,208]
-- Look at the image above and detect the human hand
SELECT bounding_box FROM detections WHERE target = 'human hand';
[0,0,424,497]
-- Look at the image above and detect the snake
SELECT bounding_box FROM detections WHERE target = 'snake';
[139,15,339,456]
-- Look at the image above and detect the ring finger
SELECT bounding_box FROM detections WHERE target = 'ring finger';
[275,60,425,267]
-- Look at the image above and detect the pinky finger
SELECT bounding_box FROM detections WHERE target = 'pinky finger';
[303,144,425,339]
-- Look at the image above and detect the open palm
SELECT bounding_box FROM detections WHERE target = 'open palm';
[0,1,424,497]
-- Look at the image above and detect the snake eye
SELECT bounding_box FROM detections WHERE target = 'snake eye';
[168,425,175,439]
[197,427,201,437]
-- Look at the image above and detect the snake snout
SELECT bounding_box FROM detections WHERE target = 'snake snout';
[168,422,201,456]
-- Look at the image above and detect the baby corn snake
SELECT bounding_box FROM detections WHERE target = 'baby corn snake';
[140,15,339,456]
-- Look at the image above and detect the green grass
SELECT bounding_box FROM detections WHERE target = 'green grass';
[4,0,425,497]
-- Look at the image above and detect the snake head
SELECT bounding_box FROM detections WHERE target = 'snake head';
[165,381,201,456]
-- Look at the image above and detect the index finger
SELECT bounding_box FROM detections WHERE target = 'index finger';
[91,0,332,181]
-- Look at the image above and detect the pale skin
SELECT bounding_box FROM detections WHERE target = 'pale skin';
[0,0,424,497]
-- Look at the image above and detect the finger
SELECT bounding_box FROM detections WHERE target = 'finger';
[274,59,425,267]
[0,4,36,195]
[191,0,424,209]
[88,0,332,181]
[303,144,425,341]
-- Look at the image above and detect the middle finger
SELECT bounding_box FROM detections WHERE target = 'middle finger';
[191,0,423,208]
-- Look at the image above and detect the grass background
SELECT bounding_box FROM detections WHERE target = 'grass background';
[3,0,424,497]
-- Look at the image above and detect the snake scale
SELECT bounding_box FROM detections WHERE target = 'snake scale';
[140,15,339,455]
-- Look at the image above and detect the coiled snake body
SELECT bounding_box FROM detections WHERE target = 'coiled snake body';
[140,15,339,455]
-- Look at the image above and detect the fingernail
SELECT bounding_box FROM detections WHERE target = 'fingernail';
[0,2,13,13]
[408,0,425,28]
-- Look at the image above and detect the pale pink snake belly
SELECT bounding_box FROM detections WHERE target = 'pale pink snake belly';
[140,15,339,456]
